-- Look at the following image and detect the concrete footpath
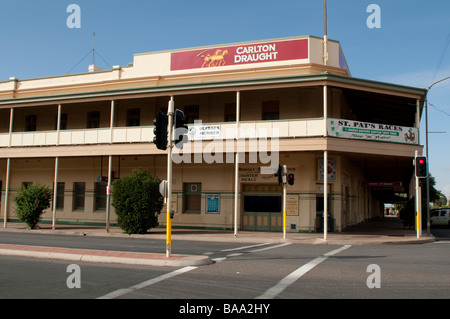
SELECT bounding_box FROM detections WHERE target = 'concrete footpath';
[0,217,434,267]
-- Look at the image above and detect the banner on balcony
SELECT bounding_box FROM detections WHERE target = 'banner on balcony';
[188,124,221,140]
[171,38,308,71]
[327,119,418,144]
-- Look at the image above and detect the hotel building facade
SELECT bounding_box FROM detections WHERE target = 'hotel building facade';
[0,36,427,233]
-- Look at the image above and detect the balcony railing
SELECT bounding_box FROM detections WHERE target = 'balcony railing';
[0,118,325,147]
[0,118,419,148]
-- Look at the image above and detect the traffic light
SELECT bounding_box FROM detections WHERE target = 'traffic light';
[174,109,188,149]
[153,111,168,150]
[287,173,294,186]
[274,165,282,184]
[415,156,427,178]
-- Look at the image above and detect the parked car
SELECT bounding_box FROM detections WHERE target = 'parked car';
[430,208,450,227]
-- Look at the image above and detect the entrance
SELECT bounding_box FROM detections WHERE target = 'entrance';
[242,184,282,231]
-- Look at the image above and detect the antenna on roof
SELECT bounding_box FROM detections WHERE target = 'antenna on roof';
[323,0,328,66]
[66,32,113,74]
[92,32,96,66]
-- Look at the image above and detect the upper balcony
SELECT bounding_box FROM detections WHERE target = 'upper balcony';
[0,84,422,160]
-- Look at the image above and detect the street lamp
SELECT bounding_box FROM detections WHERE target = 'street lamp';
[424,76,450,236]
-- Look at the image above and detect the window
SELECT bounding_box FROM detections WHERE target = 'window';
[224,103,237,122]
[59,113,68,130]
[244,196,281,213]
[22,182,32,189]
[262,100,279,120]
[25,115,37,131]
[184,105,199,124]
[183,183,201,213]
[95,182,107,210]
[55,182,65,209]
[87,111,100,128]
[73,182,85,210]
[127,108,140,126]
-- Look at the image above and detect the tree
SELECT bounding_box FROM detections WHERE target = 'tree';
[111,168,164,234]
[14,184,52,229]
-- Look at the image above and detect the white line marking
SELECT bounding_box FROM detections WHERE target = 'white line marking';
[256,245,352,299]
[220,243,272,252]
[250,242,292,252]
[97,266,197,299]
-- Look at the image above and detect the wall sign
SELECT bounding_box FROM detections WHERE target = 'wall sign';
[327,118,418,144]
[171,38,308,71]
[206,194,220,213]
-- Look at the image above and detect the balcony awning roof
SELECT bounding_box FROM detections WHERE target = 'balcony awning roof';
[0,73,427,109]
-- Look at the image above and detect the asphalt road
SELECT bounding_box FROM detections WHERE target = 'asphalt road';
[0,229,450,302]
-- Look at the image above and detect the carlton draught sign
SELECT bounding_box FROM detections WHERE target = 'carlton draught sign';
[171,38,308,71]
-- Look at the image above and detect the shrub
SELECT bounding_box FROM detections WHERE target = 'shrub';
[14,184,52,229]
[111,168,164,234]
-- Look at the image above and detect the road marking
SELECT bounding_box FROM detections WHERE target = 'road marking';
[256,245,352,299]
[220,243,272,252]
[249,242,291,252]
[97,266,197,299]
[213,243,292,262]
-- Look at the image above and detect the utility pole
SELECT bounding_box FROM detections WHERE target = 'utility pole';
[424,76,450,236]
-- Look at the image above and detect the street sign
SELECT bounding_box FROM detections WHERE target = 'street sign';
[159,180,167,198]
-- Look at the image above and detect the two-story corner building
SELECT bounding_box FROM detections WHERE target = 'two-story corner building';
[0,35,427,233]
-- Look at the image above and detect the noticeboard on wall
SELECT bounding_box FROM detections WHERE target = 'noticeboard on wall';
[206,194,220,214]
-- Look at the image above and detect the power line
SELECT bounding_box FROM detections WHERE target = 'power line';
[428,102,450,117]
[431,30,450,83]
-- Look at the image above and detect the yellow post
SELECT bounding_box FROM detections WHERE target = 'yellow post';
[166,210,171,248]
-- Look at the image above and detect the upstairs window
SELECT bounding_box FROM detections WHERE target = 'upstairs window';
[262,100,279,120]
[127,108,140,127]
[25,114,37,131]
[224,103,237,122]
[87,111,100,128]
[59,113,68,130]
[184,105,199,124]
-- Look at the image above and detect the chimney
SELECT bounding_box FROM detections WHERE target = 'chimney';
[88,64,102,72]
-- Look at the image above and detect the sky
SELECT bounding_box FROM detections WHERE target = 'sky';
[0,0,449,200]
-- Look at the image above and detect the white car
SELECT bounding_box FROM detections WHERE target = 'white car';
[430,208,450,227]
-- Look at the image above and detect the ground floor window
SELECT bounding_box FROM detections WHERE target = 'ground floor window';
[183,183,201,214]
[95,182,107,210]
[73,182,85,211]
[243,195,281,213]
[55,182,64,209]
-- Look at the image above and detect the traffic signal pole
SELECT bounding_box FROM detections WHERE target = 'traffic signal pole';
[414,151,423,238]
[166,97,174,257]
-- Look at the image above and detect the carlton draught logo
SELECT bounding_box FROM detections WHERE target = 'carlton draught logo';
[171,38,308,71]
[197,49,229,67]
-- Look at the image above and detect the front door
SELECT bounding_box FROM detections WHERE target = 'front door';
[242,194,282,231]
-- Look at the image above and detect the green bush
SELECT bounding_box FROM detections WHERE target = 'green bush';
[111,168,164,234]
[14,184,52,229]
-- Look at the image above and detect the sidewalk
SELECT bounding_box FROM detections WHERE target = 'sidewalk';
[0,217,434,267]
